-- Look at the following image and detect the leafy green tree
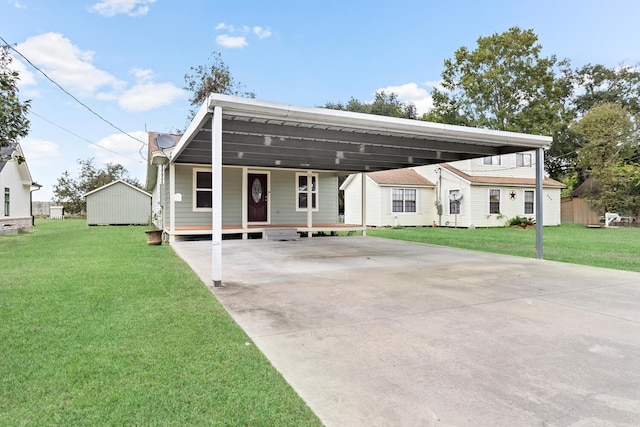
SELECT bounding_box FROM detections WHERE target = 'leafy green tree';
[53,158,142,215]
[572,103,640,214]
[184,51,255,119]
[1,45,30,160]
[571,64,640,115]
[424,27,574,180]
[324,91,417,119]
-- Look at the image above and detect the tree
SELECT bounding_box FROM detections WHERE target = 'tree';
[324,91,417,119]
[572,103,640,214]
[1,45,31,160]
[53,158,142,215]
[571,64,640,115]
[424,27,574,179]
[184,51,255,119]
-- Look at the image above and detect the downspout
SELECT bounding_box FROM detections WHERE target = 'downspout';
[30,182,42,226]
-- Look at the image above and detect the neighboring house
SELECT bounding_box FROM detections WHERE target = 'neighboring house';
[0,143,41,234]
[85,180,151,226]
[343,150,565,227]
[341,168,435,227]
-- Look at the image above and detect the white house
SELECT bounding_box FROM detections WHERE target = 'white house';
[342,151,564,228]
[0,143,41,234]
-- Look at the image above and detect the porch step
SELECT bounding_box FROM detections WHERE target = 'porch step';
[264,228,300,241]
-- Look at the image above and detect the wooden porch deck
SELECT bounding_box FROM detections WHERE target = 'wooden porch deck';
[164,223,365,238]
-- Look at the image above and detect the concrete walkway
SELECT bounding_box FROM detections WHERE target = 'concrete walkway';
[172,236,640,426]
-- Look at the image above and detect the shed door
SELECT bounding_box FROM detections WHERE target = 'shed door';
[248,173,268,222]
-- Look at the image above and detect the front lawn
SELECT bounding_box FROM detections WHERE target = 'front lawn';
[367,224,640,272]
[0,219,321,426]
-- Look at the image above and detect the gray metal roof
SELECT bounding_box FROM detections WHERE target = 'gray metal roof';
[171,94,552,173]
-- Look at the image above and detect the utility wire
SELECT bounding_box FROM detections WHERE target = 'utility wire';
[30,110,143,164]
[0,35,147,160]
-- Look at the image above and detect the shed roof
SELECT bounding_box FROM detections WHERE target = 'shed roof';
[84,179,151,198]
[170,94,552,173]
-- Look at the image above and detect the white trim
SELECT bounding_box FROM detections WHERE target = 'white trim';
[523,189,535,215]
[295,172,319,212]
[488,188,501,214]
[390,187,418,214]
[192,167,213,212]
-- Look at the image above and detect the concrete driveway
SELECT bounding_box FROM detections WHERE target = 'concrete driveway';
[172,236,640,427]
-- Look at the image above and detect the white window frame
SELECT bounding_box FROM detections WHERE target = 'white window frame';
[481,155,501,166]
[192,168,213,212]
[489,188,501,214]
[524,190,535,215]
[391,188,417,213]
[295,172,319,212]
[448,189,462,215]
[516,153,532,167]
[3,187,9,216]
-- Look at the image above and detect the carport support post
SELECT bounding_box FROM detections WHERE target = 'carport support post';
[306,170,313,238]
[535,147,544,259]
[212,105,223,287]
[361,172,367,236]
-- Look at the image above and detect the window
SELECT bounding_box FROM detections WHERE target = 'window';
[193,169,212,210]
[392,188,417,213]
[489,189,501,214]
[296,173,318,211]
[524,190,534,214]
[482,155,501,165]
[516,153,532,167]
[3,188,8,216]
[449,190,461,214]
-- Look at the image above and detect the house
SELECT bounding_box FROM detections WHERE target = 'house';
[341,168,435,227]
[342,150,565,228]
[0,143,40,234]
[85,180,151,226]
[146,94,552,286]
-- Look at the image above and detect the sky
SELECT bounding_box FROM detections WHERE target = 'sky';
[2,0,640,201]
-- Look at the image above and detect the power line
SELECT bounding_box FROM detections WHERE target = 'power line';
[30,110,143,164]
[0,34,147,160]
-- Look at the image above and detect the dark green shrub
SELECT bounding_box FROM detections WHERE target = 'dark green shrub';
[507,215,535,228]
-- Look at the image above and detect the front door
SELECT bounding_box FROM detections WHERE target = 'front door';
[248,173,268,222]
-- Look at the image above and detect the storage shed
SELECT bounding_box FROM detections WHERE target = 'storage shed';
[85,180,151,226]
[49,206,64,219]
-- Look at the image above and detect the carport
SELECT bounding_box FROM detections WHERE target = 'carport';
[170,94,551,286]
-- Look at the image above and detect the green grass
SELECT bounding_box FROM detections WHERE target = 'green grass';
[367,224,640,272]
[0,219,321,426]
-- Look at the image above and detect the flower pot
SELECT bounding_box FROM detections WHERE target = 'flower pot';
[145,229,163,245]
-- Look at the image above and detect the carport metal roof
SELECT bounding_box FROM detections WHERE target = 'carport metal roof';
[169,94,551,286]
[171,94,551,172]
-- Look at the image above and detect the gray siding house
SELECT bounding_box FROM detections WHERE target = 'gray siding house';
[85,180,151,226]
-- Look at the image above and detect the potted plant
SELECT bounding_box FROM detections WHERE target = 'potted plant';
[145,212,163,245]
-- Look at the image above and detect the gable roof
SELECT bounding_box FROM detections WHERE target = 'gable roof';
[84,179,151,198]
[0,143,18,174]
[368,168,434,186]
[441,164,565,188]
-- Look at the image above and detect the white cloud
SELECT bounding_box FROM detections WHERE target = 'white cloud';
[8,54,37,88]
[377,82,435,116]
[16,32,124,98]
[91,131,147,175]
[215,22,234,31]
[118,81,184,112]
[216,34,248,49]
[253,26,272,39]
[20,138,63,167]
[11,1,26,9]
[130,67,154,82]
[90,0,156,17]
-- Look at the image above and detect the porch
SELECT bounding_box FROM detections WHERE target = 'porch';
[165,222,365,240]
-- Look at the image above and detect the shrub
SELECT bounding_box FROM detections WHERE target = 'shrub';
[507,215,535,228]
